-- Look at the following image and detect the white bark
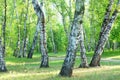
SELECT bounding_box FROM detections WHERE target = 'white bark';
[0,38,7,72]
[13,0,21,57]
[90,8,119,66]
[90,0,120,67]
[2,0,7,56]
[59,0,85,77]
[100,0,114,37]
[27,19,40,58]
[32,0,49,67]
[79,25,88,68]
[23,0,29,57]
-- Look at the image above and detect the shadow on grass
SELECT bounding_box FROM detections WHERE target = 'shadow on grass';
[2,50,120,80]
[44,66,120,80]
[1,63,120,80]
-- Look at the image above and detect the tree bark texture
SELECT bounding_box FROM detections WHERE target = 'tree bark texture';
[0,38,7,72]
[100,0,114,37]
[59,0,85,77]
[90,9,118,67]
[23,0,29,57]
[79,25,88,68]
[2,0,7,56]
[32,0,49,67]
[27,19,39,58]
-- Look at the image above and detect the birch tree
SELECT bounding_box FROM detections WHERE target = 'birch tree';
[27,20,39,58]
[13,0,29,58]
[13,0,21,57]
[22,0,29,57]
[79,25,88,68]
[0,38,7,72]
[0,0,7,71]
[90,0,120,67]
[32,0,49,67]
[59,0,85,77]
[2,0,7,56]
[53,0,88,68]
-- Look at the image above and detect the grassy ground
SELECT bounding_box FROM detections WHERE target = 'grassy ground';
[0,50,120,80]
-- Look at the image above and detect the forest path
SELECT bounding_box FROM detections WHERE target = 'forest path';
[49,56,120,62]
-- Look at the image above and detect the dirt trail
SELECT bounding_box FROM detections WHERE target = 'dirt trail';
[49,56,120,62]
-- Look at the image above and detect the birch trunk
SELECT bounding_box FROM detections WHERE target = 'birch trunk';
[100,0,114,37]
[90,9,118,67]
[13,0,21,57]
[23,0,29,57]
[18,40,23,58]
[39,19,49,67]
[32,0,49,67]
[2,0,7,57]
[79,25,88,68]
[27,20,39,58]
[14,28,20,57]
[59,0,85,77]
[0,38,7,72]
[50,26,57,53]
[89,6,94,51]
[0,0,7,72]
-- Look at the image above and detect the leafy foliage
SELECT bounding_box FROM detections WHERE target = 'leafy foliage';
[0,0,119,56]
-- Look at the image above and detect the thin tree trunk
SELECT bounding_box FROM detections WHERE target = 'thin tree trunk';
[18,40,23,58]
[68,0,72,23]
[89,4,94,51]
[23,38,28,57]
[0,0,7,72]
[90,7,119,67]
[14,27,20,57]
[88,22,93,52]
[79,25,88,68]
[93,26,97,48]
[59,0,85,77]
[100,0,114,37]
[23,0,29,57]
[53,1,69,39]
[39,18,49,67]
[68,0,72,37]
[62,15,69,39]
[50,26,57,53]
[0,38,7,72]
[13,0,20,57]
[2,0,7,57]
[32,0,49,67]
[89,0,119,67]
[106,40,111,50]
[27,19,39,58]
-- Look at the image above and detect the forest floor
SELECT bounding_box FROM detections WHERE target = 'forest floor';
[0,50,120,80]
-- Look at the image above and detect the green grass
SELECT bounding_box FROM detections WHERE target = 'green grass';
[86,50,120,58]
[0,50,120,80]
